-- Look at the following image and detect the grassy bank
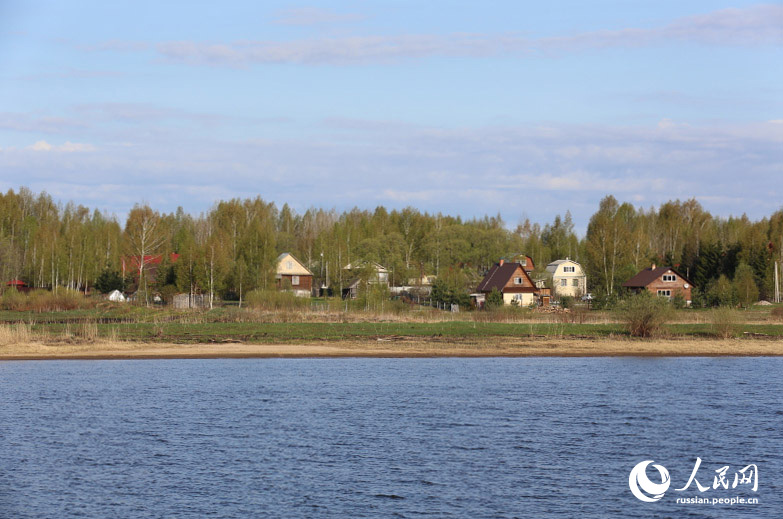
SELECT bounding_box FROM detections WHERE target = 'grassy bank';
[1,320,781,344]
[0,302,781,346]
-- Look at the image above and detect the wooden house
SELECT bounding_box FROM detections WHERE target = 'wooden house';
[476,259,547,306]
[275,253,313,297]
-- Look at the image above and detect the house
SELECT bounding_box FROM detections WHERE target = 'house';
[342,261,389,299]
[545,258,587,299]
[121,253,180,284]
[622,264,693,305]
[275,253,313,297]
[407,274,437,286]
[476,259,545,306]
[509,254,535,273]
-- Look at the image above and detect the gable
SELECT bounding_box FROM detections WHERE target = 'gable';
[276,253,312,276]
[503,265,533,289]
[478,262,538,293]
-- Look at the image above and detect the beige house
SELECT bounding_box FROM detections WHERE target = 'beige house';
[545,258,586,299]
[275,253,313,297]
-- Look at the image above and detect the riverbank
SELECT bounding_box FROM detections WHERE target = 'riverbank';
[2,336,782,360]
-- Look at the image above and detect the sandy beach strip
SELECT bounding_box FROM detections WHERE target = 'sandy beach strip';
[1,336,782,360]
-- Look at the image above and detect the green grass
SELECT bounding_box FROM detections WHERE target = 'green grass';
[24,321,783,343]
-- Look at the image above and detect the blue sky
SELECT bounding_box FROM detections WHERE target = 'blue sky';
[0,1,781,232]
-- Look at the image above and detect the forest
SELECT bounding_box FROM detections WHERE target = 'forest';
[0,187,781,308]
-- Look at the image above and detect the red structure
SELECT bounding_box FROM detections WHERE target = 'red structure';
[121,253,180,283]
[5,280,32,293]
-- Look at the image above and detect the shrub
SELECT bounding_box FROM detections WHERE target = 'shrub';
[771,307,783,321]
[95,269,124,293]
[591,290,619,310]
[27,289,93,312]
[1,289,26,310]
[1,288,94,312]
[671,293,687,309]
[710,307,739,339]
[559,296,574,309]
[617,292,673,338]
[707,275,736,307]
[485,288,504,309]
[245,289,310,311]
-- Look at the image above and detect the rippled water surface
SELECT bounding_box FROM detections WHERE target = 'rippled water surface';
[1,358,781,518]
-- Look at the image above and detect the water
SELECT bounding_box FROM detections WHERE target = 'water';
[1,358,780,518]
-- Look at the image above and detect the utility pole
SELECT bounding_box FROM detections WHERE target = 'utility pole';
[775,261,780,303]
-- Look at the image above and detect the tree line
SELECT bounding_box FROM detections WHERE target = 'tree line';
[0,187,780,306]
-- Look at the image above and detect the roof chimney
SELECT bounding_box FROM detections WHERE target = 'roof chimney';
[651,263,656,270]
[499,259,504,266]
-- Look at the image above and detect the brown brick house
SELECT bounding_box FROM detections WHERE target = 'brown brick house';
[622,264,693,305]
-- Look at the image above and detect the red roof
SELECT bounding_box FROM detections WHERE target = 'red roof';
[123,253,180,271]
[6,279,27,287]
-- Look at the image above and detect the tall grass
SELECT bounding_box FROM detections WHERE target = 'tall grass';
[0,322,34,345]
[245,289,311,311]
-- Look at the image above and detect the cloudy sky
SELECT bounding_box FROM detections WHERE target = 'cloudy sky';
[1,1,781,231]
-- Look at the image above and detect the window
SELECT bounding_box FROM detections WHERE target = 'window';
[513,294,523,301]
[564,266,575,273]
[572,279,579,287]
[520,258,527,266]
[291,276,300,286]
[514,277,523,285]
[663,274,676,282]
[286,261,293,270]
[561,279,567,287]
[657,289,671,297]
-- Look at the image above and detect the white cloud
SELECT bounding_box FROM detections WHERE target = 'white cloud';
[29,140,52,151]
[142,5,783,66]
[27,140,95,152]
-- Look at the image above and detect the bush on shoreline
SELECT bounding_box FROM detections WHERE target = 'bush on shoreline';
[710,306,740,339]
[617,292,673,338]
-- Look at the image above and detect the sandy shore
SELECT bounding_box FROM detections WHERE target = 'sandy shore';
[1,336,782,360]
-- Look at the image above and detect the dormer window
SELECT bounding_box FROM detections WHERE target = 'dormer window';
[514,277,523,285]
[663,274,676,282]
[563,266,575,273]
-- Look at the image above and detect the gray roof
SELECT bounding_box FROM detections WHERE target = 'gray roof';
[545,258,582,274]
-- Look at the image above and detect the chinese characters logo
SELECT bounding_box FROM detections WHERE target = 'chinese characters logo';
[629,458,758,503]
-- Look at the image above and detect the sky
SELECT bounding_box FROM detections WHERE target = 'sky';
[0,1,781,233]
